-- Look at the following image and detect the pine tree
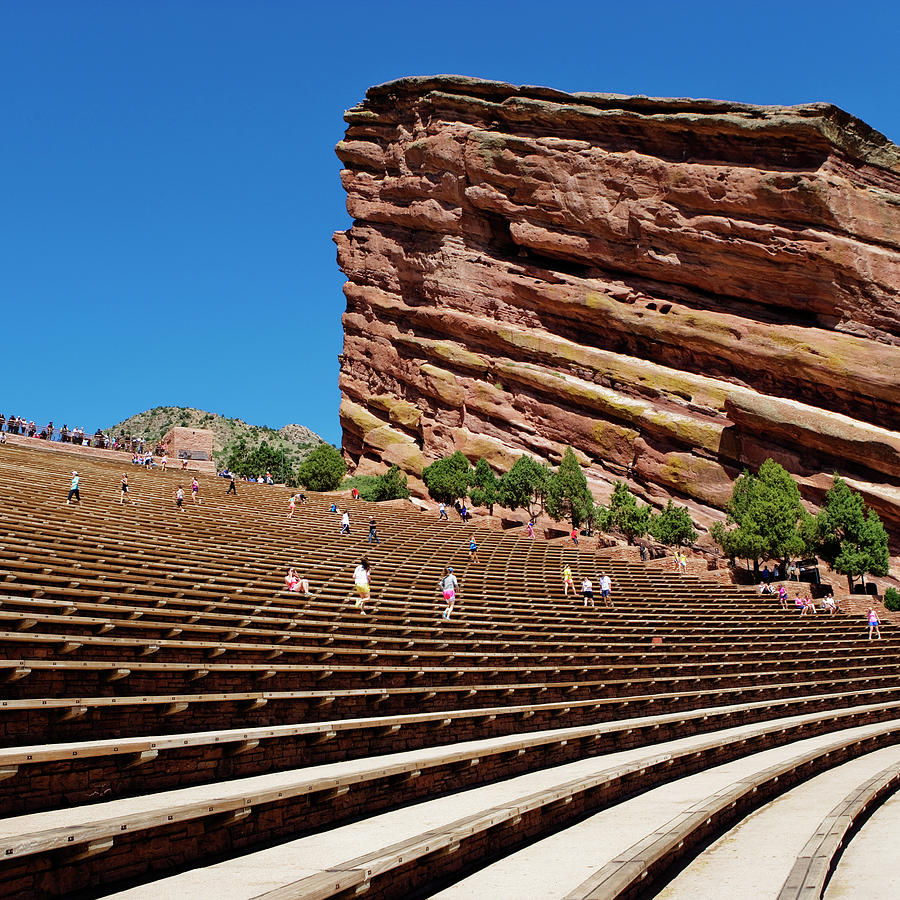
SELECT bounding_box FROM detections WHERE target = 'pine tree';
[370,465,410,501]
[649,500,698,547]
[422,452,473,504]
[609,481,652,544]
[469,458,500,514]
[818,475,889,589]
[711,459,813,573]
[498,455,551,520]
[545,447,594,527]
[297,444,346,491]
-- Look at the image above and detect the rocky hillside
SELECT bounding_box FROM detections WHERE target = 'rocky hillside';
[104,407,324,469]
[334,75,900,549]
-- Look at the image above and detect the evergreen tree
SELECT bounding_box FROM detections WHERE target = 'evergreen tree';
[469,458,501,514]
[609,481,652,544]
[649,499,698,547]
[591,502,612,533]
[422,451,473,504]
[498,455,551,520]
[370,465,410,502]
[711,460,813,572]
[225,439,296,485]
[545,447,594,527]
[297,444,347,491]
[817,475,889,588]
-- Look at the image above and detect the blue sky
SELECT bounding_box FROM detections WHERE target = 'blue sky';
[2,0,897,444]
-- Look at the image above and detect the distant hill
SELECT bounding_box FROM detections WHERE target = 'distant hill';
[103,406,325,471]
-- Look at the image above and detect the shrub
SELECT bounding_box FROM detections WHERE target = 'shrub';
[341,474,382,501]
[469,458,500,514]
[609,481,651,544]
[225,438,297,486]
[422,452,472,504]
[298,444,347,491]
[343,467,411,502]
[371,465,410,502]
[884,587,900,612]
[649,499,698,547]
[498,455,551,519]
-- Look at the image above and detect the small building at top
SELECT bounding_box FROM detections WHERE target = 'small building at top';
[162,427,215,474]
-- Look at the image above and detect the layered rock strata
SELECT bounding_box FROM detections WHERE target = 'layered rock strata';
[334,75,900,544]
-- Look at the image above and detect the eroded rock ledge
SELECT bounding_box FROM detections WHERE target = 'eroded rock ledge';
[334,75,900,542]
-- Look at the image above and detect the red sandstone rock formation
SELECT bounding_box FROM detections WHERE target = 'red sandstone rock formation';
[334,75,900,548]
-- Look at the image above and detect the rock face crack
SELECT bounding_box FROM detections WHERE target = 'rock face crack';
[334,75,900,544]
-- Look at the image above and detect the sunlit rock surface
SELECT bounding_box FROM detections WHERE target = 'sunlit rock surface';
[334,75,900,541]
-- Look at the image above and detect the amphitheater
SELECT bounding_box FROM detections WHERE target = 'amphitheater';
[0,440,897,898]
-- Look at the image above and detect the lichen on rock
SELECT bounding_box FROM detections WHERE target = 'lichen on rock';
[335,75,900,549]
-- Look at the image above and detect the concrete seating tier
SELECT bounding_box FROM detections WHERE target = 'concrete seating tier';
[0,441,896,898]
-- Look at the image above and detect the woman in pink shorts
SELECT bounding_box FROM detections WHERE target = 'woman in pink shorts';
[439,566,459,621]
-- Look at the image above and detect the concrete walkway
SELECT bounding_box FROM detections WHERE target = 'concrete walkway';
[106,716,900,899]
[824,787,900,899]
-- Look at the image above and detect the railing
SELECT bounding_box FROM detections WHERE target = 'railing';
[0,421,158,454]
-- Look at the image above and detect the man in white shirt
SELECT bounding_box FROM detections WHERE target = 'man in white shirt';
[340,510,351,535]
[599,573,613,608]
[581,577,594,608]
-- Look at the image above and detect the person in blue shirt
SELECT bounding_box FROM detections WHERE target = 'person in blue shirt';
[67,471,80,505]
[469,537,479,564]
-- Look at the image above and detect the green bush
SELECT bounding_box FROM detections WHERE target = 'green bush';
[343,466,410,502]
[469,458,500,513]
[649,499,698,547]
[498,455,551,519]
[225,438,297,486]
[818,475,890,588]
[609,481,651,544]
[370,465,410,501]
[884,587,900,612]
[342,474,382,501]
[423,451,472,504]
[298,444,347,491]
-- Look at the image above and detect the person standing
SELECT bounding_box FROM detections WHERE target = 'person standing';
[439,566,459,620]
[526,520,535,539]
[599,572,613,608]
[868,607,881,640]
[468,536,479,564]
[439,502,448,521]
[120,473,130,505]
[340,509,351,535]
[66,471,81,505]
[226,474,237,495]
[191,477,201,504]
[581,576,594,608]
[174,485,185,512]
[368,515,380,544]
[287,494,297,517]
[570,527,579,546]
[562,565,575,597]
[353,557,371,614]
